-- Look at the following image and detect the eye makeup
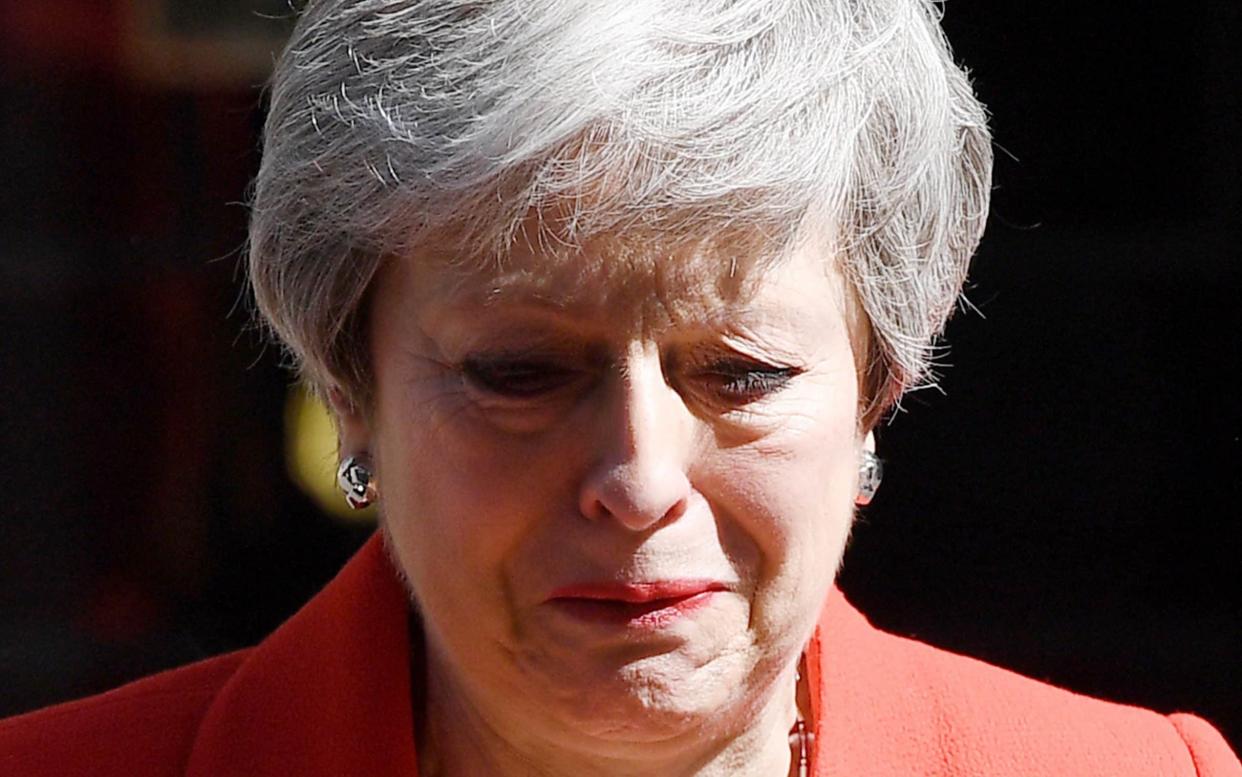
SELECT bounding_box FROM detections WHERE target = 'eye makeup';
[690,359,802,406]
[460,355,587,399]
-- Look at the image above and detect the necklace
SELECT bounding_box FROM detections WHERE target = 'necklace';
[788,718,809,776]
[787,655,812,777]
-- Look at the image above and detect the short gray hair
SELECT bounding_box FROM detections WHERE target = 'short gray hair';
[249,0,991,423]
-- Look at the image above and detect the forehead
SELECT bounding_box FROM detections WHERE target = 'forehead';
[403,229,846,336]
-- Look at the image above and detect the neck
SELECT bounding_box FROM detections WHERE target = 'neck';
[417,648,803,777]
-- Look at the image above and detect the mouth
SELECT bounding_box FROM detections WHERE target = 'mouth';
[546,581,728,629]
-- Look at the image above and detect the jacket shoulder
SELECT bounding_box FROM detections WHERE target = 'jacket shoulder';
[874,625,1238,775]
[0,651,247,777]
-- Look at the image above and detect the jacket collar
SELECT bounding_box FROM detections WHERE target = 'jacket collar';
[812,589,942,776]
[185,532,929,776]
[186,533,418,776]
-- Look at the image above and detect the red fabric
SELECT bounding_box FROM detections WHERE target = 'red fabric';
[2,533,1238,776]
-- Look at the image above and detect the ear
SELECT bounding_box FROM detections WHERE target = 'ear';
[328,387,373,458]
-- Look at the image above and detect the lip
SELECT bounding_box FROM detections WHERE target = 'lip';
[546,580,728,629]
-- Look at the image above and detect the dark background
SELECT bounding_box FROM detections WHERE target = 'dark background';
[2,0,1238,749]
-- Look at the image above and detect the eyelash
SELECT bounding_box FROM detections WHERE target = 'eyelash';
[461,355,799,406]
[690,361,799,405]
[461,358,582,399]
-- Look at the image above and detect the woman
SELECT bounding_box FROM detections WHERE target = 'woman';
[1,1,1237,775]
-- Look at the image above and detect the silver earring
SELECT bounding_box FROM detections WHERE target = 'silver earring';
[856,450,883,506]
[337,455,378,509]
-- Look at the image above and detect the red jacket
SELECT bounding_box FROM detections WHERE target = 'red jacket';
[2,534,1238,776]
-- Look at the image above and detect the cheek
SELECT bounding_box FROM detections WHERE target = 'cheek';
[373,389,567,639]
[705,395,858,628]
[714,439,855,574]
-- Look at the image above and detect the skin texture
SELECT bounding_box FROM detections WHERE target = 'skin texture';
[336,233,868,776]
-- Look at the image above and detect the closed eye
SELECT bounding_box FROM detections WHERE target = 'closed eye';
[691,361,800,405]
[461,357,583,399]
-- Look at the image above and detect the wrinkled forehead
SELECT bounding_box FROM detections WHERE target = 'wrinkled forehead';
[406,224,836,334]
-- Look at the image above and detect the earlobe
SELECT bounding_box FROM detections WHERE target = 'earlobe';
[328,387,379,510]
[855,431,882,506]
[328,386,373,458]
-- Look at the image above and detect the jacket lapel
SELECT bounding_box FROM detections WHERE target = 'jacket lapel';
[812,590,944,777]
[186,533,419,777]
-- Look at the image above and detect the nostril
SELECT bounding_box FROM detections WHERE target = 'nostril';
[579,463,692,531]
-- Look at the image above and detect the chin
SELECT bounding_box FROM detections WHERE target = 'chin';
[522,643,760,744]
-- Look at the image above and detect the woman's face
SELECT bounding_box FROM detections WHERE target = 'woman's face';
[353,233,864,744]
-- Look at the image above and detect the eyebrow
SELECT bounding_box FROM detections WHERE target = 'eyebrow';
[480,284,575,310]
[421,296,603,340]
[420,261,773,334]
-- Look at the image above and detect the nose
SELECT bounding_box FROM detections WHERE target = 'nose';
[577,346,694,531]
